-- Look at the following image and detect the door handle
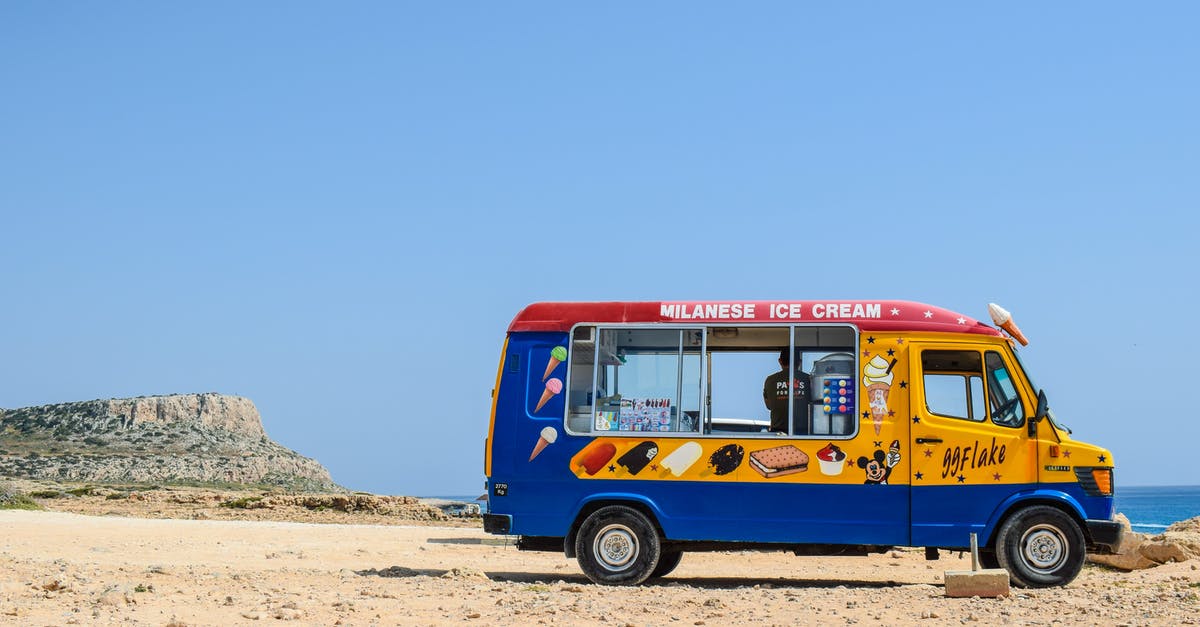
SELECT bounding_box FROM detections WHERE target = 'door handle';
[915,437,943,445]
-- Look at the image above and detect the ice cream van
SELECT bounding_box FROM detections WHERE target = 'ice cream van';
[482,301,1121,587]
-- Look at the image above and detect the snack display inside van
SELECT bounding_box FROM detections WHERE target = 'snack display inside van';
[483,301,1121,587]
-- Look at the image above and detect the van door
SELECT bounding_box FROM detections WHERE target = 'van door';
[908,344,1037,547]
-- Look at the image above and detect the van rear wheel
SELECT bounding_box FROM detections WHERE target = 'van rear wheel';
[575,506,661,586]
[995,505,1085,588]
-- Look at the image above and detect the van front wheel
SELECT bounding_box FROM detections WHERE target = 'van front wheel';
[575,506,661,586]
[995,505,1085,588]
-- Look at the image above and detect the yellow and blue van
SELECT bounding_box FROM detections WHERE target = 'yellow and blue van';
[483,300,1121,587]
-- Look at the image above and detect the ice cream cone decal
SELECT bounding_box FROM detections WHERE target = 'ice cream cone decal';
[535,377,563,412]
[529,426,558,461]
[543,346,567,381]
[863,355,896,435]
[987,303,1029,346]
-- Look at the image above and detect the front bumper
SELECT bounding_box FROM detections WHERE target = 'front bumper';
[483,513,511,535]
[1086,518,1123,554]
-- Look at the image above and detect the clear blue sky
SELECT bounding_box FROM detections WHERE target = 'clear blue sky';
[2,3,1196,494]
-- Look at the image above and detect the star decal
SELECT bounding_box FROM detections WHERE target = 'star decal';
[608,465,616,473]
[1062,450,1071,458]
[923,310,933,319]
[867,336,876,344]
[912,416,921,424]
[957,317,966,325]
[887,410,895,417]
[923,449,933,458]
[915,472,924,480]
[957,474,966,483]
[862,349,872,357]
[899,381,908,389]
[890,308,901,316]
[896,338,905,345]
[873,441,883,447]
[1098,454,1107,463]
[649,464,657,471]
[886,348,895,357]
[862,410,871,419]
[993,473,1002,481]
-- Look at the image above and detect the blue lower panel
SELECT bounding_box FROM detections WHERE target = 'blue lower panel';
[911,482,1114,548]
[491,478,910,546]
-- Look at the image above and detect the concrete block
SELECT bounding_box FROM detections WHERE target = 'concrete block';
[943,568,1010,598]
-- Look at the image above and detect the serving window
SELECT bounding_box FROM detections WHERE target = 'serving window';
[564,324,858,438]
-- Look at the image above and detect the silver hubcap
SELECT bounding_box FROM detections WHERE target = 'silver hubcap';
[593,524,639,572]
[1020,524,1067,573]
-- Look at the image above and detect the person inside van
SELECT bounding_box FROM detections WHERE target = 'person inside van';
[763,348,812,435]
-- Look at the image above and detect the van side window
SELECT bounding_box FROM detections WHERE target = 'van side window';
[921,350,985,422]
[985,351,1025,427]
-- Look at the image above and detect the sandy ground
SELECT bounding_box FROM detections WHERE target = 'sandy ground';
[2,510,1200,626]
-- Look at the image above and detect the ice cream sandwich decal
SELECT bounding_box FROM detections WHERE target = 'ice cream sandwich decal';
[749,445,808,478]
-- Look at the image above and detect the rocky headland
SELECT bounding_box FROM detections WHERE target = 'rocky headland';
[0,393,337,491]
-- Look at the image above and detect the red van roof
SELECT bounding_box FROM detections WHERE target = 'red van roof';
[508,300,1004,338]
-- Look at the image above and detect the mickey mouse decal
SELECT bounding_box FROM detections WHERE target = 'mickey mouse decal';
[857,439,901,485]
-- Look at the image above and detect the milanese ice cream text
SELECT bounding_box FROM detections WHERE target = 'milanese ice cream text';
[659,303,882,320]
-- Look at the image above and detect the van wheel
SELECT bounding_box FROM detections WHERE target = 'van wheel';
[575,506,661,586]
[995,505,1085,588]
[651,550,683,578]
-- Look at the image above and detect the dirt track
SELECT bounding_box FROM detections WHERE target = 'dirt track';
[2,509,1199,625]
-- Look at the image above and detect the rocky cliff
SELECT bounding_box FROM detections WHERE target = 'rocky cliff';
[0,394,338,491]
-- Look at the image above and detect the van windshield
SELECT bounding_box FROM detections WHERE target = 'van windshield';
[1010,349,1070,432]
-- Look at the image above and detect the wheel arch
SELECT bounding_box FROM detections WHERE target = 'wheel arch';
[564,493,667,559]
[983,490,1089,549]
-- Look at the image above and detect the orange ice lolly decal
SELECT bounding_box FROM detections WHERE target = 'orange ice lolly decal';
[577,441,617,475]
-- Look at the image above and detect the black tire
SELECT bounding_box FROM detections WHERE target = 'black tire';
[650,549,683,578]
[994,505,1086,588]
[575,505,661,586]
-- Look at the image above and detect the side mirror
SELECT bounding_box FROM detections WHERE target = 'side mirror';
[1029,390,1048,437]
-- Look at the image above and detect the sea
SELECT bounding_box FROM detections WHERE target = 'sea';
[429,485,1200,536]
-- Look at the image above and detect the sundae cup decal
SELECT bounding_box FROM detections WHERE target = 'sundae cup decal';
[528,426,558,462]
[816,442,847,476]
[543,346,568,381]
[535,377,563,413]
[575,441,618,476]
[863,355,896,435]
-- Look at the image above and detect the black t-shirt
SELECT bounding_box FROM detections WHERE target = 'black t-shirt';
[763,369,812,434]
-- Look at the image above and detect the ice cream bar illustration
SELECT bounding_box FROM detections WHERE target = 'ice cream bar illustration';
[816,442,847,476]
[617,441,659,475]
[987,303,1029,346]
[708,443,744,476]
[577,441,617,476]
[863,355,895,435]
[529,426,558,461]
[543,346,568,381]
[535,377,563,412]
[659,441,703,477]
